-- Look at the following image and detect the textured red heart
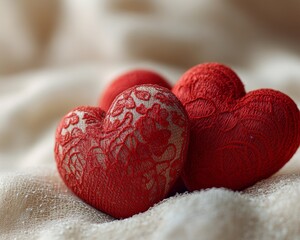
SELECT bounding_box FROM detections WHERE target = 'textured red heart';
[99,69,171,112]
[173,63,300,191]
[55,85,189,218]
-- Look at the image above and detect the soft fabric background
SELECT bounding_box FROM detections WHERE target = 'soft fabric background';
[0,1,300,239]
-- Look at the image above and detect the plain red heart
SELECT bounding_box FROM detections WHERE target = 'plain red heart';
[99,69,171,112]
[173,63,300,191]
[55,85,189,218]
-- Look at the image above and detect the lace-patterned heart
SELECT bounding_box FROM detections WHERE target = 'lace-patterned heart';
[173,63,300,191]
[55,85,189,218]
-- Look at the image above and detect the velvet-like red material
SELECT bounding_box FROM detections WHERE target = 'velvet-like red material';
[55,85,189,218]
[99,69,171,112]
[173,63,300,191]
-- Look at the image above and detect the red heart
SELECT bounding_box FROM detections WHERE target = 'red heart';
[173,63,300,191]
[99,69,171,112]
[55,85,189,218]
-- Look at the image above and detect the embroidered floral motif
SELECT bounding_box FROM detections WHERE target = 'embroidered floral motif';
[55,85,189,218]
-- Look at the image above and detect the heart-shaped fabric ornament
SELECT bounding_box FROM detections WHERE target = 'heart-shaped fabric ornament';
[55,85,189,218]
[173,63,300,191]
[99,69,171,112]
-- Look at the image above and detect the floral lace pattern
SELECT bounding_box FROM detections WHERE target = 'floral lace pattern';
[55,85,189,218]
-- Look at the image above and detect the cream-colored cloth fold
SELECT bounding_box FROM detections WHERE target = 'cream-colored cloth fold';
[0,1,299,239]
[2,169,300,240]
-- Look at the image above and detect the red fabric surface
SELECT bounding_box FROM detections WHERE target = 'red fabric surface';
[173,63,300,191]
[99,69,171,112]
[99,69,186,195]
[55,85,189,218]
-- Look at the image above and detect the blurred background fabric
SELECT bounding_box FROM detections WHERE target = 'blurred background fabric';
[0,0,300,239]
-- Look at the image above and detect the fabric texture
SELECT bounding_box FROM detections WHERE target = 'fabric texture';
[173,63,300,191]
[55,86,189,219]
[99,70,171,112]
[0,0,300,239]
